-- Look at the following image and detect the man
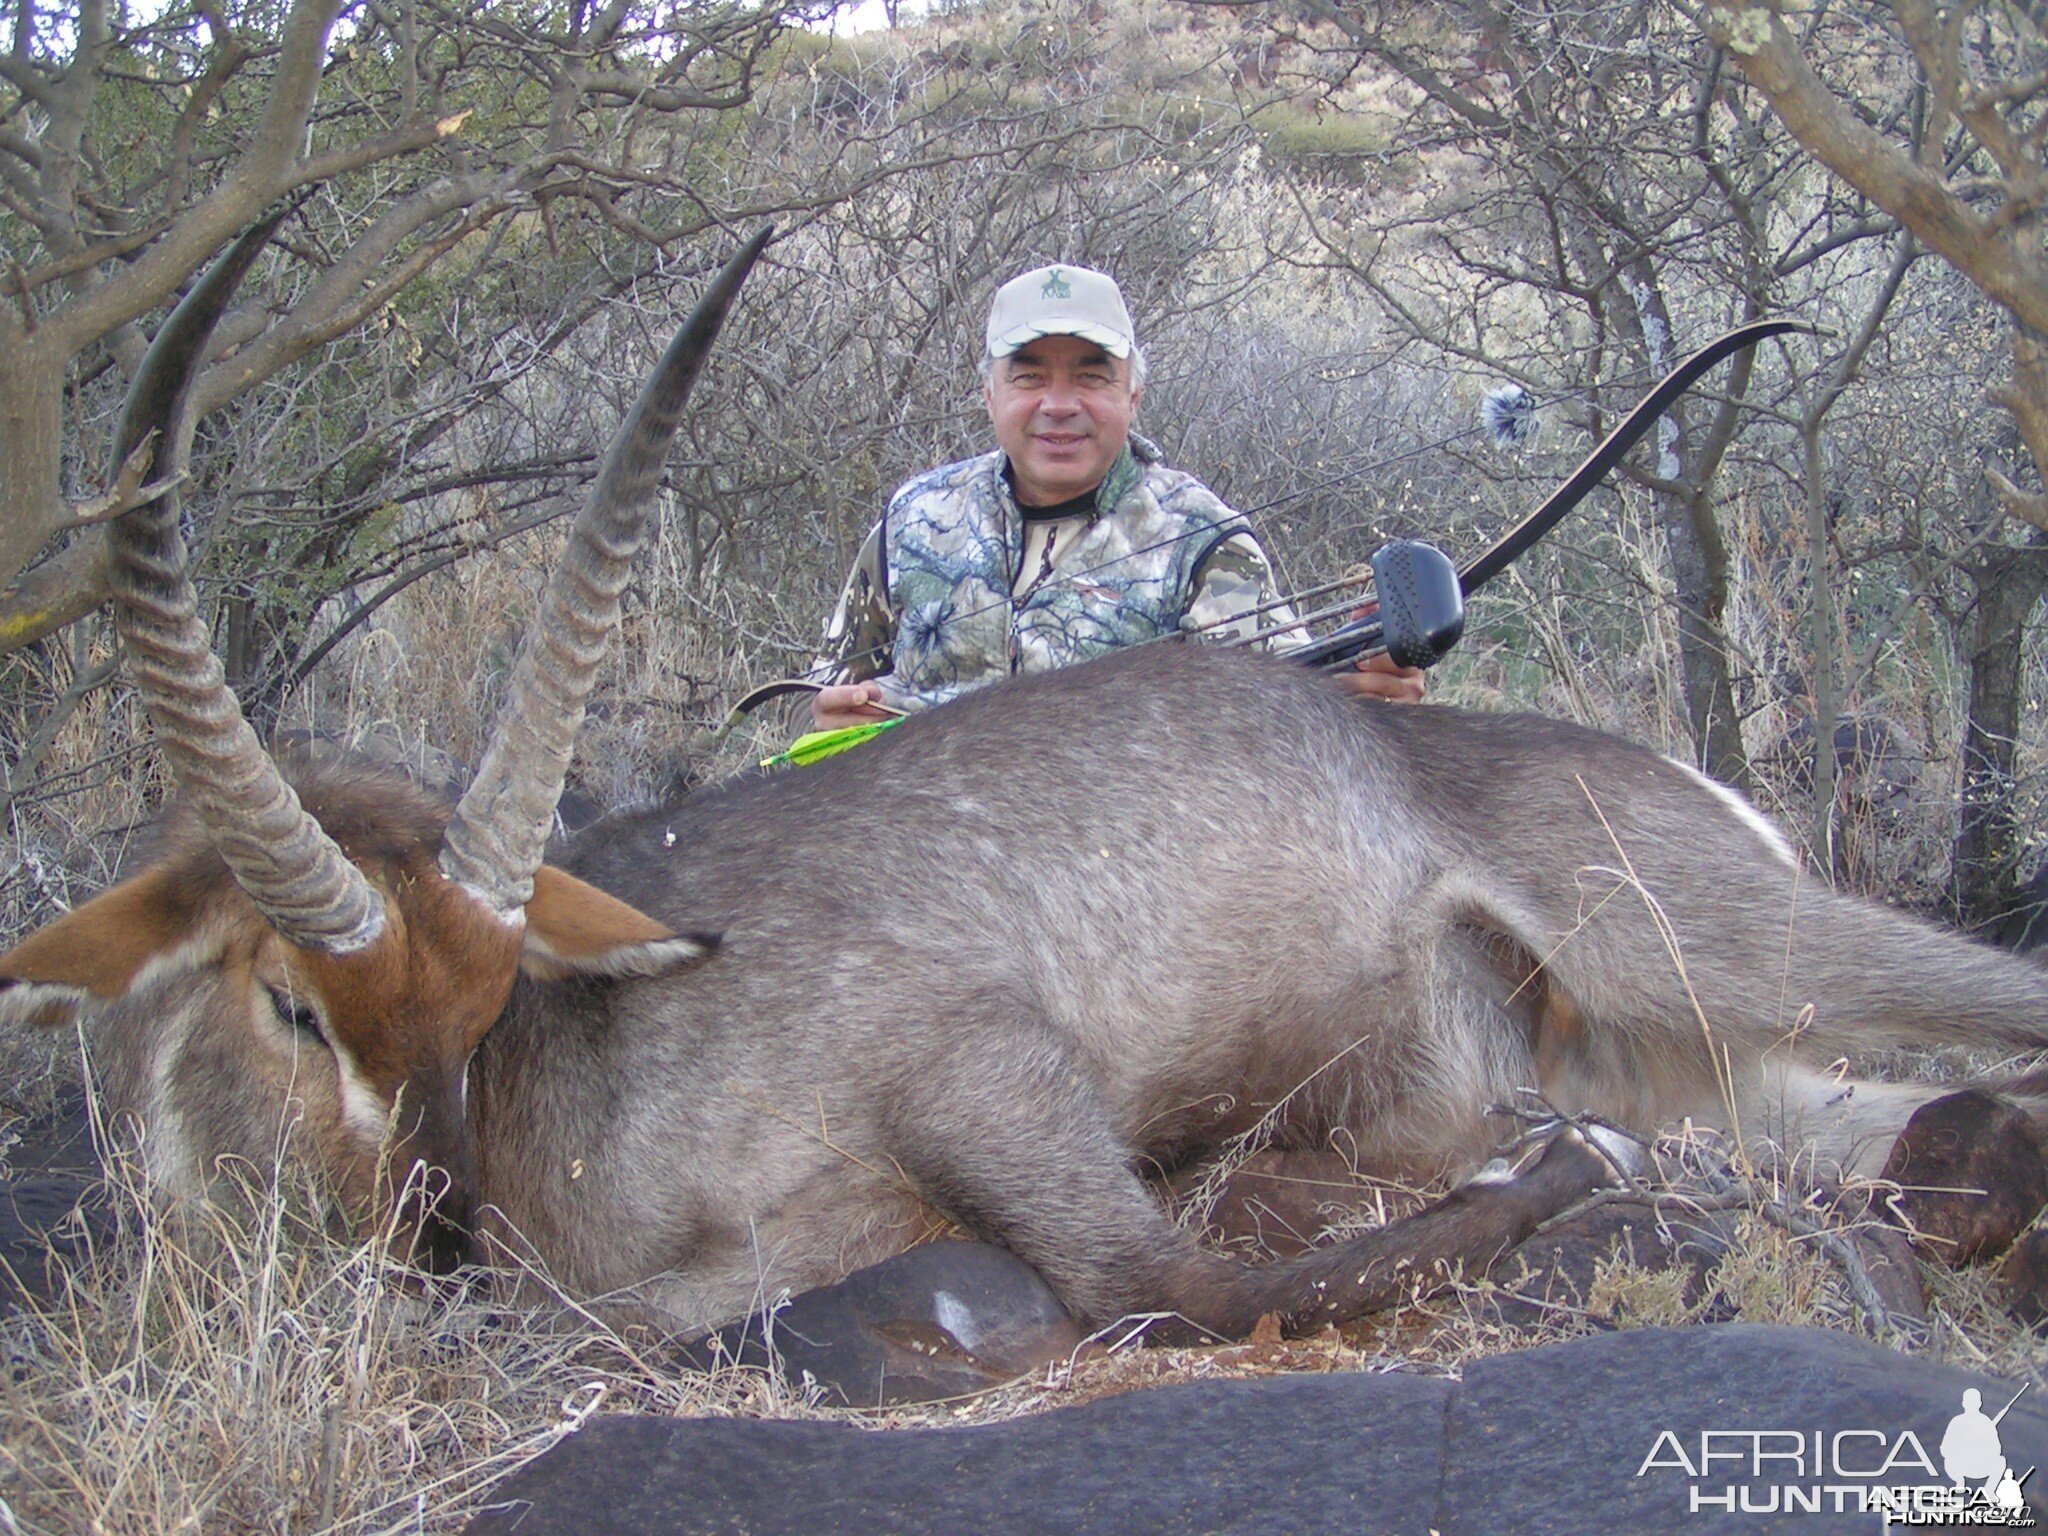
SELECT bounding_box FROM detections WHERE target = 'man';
[812,262,1424,729]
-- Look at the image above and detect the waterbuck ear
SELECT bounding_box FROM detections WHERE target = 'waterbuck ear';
[520,865,720,983]
[0,867,203,1027]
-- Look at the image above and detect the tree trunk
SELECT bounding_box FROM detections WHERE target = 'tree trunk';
[1953,540,2048,934]
[1613,261,1754,792]
[1801,421,1839,874]
[1660,481,1752,792]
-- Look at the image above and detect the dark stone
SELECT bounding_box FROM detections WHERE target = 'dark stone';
[0,1085,107,1312]
[681,1239,1085,1407]
[1879,1090,2048,1264]
[1478,1199,1735,1328]
[1,1083,95,1179]
[1438,1325,2046,1533]
[469,1325,2047,1535]
[0,1176,110,1307]
[1479,1198,1929,1334]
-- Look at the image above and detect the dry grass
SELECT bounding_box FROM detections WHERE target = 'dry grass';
[2,10,2045,1531]
[0,1131,1473,1533]
[1,1134,783,1535]
[286,522,788,810]
[2,558,2042,1529]
[7,1053,2048,1531]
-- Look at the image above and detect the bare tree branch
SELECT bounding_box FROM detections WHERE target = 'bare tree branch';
[1701,3,2048,335]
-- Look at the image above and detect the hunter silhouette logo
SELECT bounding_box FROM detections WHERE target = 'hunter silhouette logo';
[1634,1380,2038,1523]
[1041,269,1071,300]
[1945,1388,2033,1515]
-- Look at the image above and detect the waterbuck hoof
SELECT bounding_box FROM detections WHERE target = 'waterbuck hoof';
[1879,1089,2048,1265]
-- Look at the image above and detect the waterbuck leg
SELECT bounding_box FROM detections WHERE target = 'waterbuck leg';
[884,1000,1619,1340]
[1236,1130,1617,1335]
[881,1003,1202,1330]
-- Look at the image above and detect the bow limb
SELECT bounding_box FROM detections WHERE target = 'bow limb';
[1281,318,1812,669]
[717,676,907,737]
[717,677,828,736]
[1454,318,1810,596]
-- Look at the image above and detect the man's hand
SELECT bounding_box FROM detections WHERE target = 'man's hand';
[1330,652,1426,704]
[811,680,895,730]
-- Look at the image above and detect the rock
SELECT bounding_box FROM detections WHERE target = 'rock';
[0,1085,107,1312]
[1879,1090,2048,1264]
[681,1239,1084,1407]
[469,1324,2046,1535]
[0,1176,110,1307]
[1479,1194,1929,1334]
[1438,1325,2044,1532]
[0,1083,96,1180]
[473,1368,1454,1536]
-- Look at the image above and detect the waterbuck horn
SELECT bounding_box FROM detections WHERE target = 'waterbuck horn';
[105,209,388,953]
[438,226,774,915]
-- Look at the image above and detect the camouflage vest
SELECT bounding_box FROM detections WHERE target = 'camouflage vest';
[881,437,1245,711]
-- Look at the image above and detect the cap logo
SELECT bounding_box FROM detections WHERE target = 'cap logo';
[1040,269,1072,300]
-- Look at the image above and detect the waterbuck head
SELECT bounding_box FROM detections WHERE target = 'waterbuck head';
[0,218,770,1269]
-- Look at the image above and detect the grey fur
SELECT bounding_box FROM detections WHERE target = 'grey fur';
[439,642,2046,1335]
[26,643,2045,1336]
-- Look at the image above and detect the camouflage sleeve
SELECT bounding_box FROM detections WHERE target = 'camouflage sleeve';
[1182,531,1308,654]
[815,520,897,684]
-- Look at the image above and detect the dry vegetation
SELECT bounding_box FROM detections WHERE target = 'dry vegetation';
[7,1089,2047,1533]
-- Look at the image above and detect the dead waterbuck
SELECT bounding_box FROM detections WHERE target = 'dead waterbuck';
[3,222,2047,1341]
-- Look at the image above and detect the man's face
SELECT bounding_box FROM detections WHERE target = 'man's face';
[983,334,1141,507]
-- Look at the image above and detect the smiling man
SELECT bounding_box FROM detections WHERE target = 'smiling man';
[812,263,1422,727]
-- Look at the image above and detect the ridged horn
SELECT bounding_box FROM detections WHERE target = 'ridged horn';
[105,210,385,953]
[438,226,774,914]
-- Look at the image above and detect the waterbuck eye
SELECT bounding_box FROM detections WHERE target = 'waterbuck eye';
[266,985,324,1041]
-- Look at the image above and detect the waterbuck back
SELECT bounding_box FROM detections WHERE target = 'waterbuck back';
[462,640,2048,1336]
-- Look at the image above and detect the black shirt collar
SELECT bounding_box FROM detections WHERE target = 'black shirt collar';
[1013,483,1099,521]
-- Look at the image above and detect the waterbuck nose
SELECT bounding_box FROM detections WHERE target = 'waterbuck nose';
[393,1149,477,1274]
[388,1067,478,1273]
[416,1196,475,1275]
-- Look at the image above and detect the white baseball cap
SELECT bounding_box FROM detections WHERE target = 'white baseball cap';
[985,263,1135,359]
